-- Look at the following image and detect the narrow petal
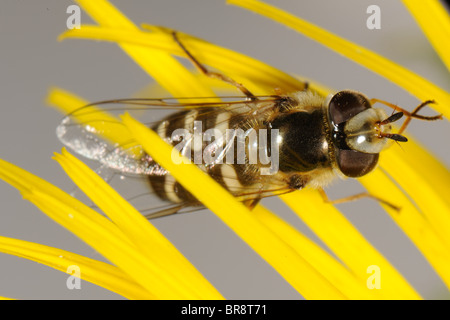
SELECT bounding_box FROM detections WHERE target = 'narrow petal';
[58,25,308,96]
[380,142,450,250]
[359,167,450,289]
[0,158,211,299]
[228,0,450,120]
[54,149,223,299]
[0,236,152,299]
[24,190,195,299]
[74,0,214,98]
[280,189,421,300]
[252,205,380,299]
[0,159,132,246]
[402,0,450,71]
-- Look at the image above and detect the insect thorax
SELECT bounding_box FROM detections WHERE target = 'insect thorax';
[271,108,330,173]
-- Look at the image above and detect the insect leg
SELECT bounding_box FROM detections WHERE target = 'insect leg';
[242,198,262,210]
[172,31,257,100]
[318,188,401,211]
[144,203,204,220]
[369,99,442,134]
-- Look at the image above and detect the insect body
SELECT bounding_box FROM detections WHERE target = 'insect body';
[58,32,440,217]
[140,90,404,207]
[58,89,438,218]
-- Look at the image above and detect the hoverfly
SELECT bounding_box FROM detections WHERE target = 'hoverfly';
[58,32,441,218]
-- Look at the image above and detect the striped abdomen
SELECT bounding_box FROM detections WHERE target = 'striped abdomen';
[146,107,265,205]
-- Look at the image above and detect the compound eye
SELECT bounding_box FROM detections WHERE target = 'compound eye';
[336,149,379,177]
[329,90,372,125]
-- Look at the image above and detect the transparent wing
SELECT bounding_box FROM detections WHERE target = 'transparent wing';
[57,95,297,218]
[57,95,282,174]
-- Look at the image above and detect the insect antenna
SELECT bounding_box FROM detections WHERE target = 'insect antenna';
[382,133,408,142]
[379,112,404,125]
[377,112,408,142]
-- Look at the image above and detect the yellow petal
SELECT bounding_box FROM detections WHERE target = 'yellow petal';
[58,25,308,96]
[252,205,379,299]
[0,235,152,299]
[380,141,450,248]
[228,0,450,120]
[54,149,223,299]
[24,189,190,299]
[280,189,421,300]
[359,167,450,288]
[0,158,131,245]
[402,0,450,71]
[0,157,215,299]
[73,0,213,98]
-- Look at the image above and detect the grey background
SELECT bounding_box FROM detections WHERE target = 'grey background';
[0,0,449,299]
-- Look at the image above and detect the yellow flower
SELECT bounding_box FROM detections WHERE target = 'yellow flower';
[0,0,449,300]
